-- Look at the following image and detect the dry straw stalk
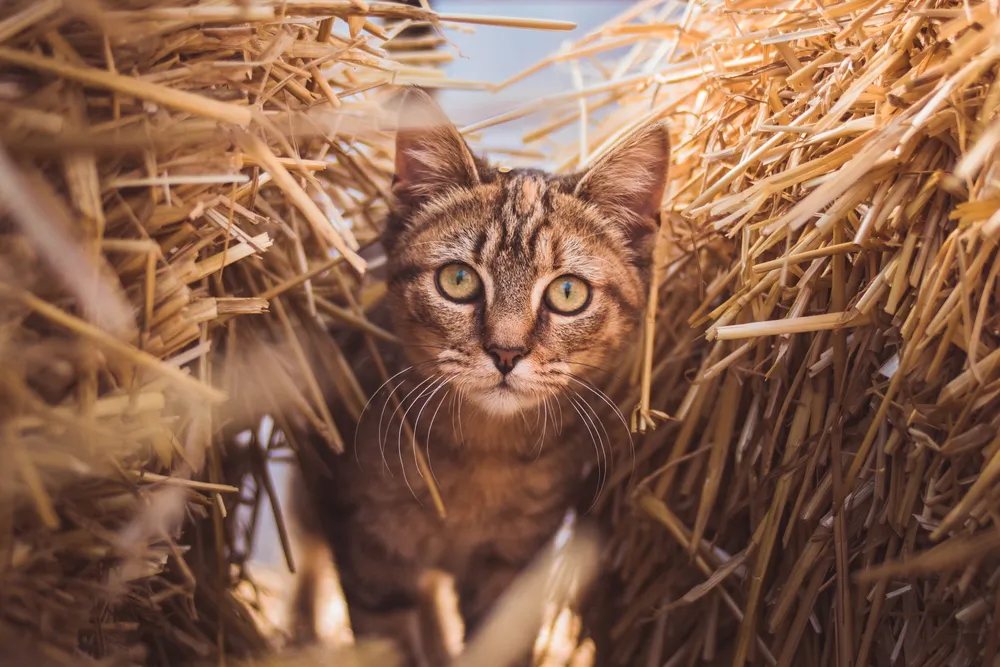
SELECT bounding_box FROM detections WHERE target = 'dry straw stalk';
[505,0,1000,665]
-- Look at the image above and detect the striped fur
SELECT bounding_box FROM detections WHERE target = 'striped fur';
[291,89,670,666]
[385,89,668,418]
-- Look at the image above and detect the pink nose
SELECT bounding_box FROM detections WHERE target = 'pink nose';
[487,346,526,375]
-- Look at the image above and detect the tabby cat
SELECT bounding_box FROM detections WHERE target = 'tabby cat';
[290,88,670,666]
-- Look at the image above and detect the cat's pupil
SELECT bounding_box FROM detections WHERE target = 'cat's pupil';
[562,282,572,299]
[456,270,466,284]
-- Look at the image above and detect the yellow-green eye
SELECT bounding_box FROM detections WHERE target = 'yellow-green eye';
[436,263,482,303]
[545,275,591,315]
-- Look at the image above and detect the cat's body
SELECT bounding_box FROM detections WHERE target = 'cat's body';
[293,319,586,664]
[290,88,669,666]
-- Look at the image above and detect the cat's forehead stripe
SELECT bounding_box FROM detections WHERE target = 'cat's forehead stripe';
[515,175,542,218]
[472,227,488,264]
[396,174,639,310]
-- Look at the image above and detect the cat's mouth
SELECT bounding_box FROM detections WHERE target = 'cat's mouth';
[436,353,555,416]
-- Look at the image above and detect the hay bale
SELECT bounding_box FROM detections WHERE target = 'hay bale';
[4,0,999,665]
[0,1,574,665]
[496,1,1000,665]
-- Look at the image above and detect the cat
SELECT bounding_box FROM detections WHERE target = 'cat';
[289,87,670,666]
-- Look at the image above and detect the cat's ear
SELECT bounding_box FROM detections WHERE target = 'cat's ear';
[573,121,670,251]
[391,87,480,209]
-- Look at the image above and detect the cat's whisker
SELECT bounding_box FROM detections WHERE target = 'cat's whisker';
[563,373,635,483]
[555,359,623,381]
[395,374,446,499]
[566,395,604,512]
[555,394,565,435]
[552,370,628,441]
[425,382,454,492]
[359,365,415,467]
[375,370,427,476]
[408,375,449,479]
[358,361,436,467]
[566,375,629,432]
[457,387,468,446]
[517,401,532,433]
[449,389,461,443]
[532,397,549,462]
[412,374,457,482]
[398,342,452,353]
[383,374,438,479]
[572,390,611,503]
[565,393,604,512]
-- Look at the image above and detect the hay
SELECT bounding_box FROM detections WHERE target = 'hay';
[503,1,1000,665]
[5,0,1000,665]
[0,1,574,665]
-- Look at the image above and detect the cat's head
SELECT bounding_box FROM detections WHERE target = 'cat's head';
[382,88,669,417]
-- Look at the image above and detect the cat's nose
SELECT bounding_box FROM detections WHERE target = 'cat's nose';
[487,346,526,375]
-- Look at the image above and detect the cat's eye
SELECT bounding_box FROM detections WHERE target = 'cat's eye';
[436,263,482,303]
[544,275,591,315]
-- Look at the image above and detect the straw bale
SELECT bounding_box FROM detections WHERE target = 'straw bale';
[5,0,1000,665]
[499,1,1000,665]
[0,1,574,665]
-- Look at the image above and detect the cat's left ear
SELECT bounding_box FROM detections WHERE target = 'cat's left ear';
[573,121,670,252]
[391,87,480,210]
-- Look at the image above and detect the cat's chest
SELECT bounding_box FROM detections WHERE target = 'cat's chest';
[349,415,585,560]
[434,447,577,519]
[417,447,581,565]
[359,420,583,518]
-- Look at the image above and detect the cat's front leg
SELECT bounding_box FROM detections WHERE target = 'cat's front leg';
[333,525,453,667]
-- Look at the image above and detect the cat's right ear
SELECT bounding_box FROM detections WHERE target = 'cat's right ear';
[572,120,670,256]
[390,87,480,210]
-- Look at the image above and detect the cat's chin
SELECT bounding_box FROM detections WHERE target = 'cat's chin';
[468,385,544,418]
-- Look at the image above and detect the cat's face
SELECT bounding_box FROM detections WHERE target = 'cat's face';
[382,89,670,418]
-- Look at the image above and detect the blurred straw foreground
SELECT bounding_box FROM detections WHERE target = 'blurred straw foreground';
[2,0,1000,666]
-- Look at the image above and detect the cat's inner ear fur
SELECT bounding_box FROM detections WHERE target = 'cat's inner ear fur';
[392,87,480,211]
[573,121,671,253]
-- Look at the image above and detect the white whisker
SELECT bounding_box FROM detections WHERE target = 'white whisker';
[555,394,565,435]
[375,370,428,475]
[425,383,454,492]
[532,397,550,462]
[573,390,611,483]
[564,373,635,484]
[450,389,461,443]
[566,393,605,512]
[412,374,457,480]
[395,374,444,500]
[574,390,610,470]
[383,374,437,480]
[517,402,531,432]
[360,364,422,468]
[457,387,468,446]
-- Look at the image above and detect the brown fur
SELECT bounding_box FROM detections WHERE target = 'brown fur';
[291,88,670,666]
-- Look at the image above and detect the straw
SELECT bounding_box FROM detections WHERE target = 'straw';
[6,0,1000,665]
[511,0,1000,664]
